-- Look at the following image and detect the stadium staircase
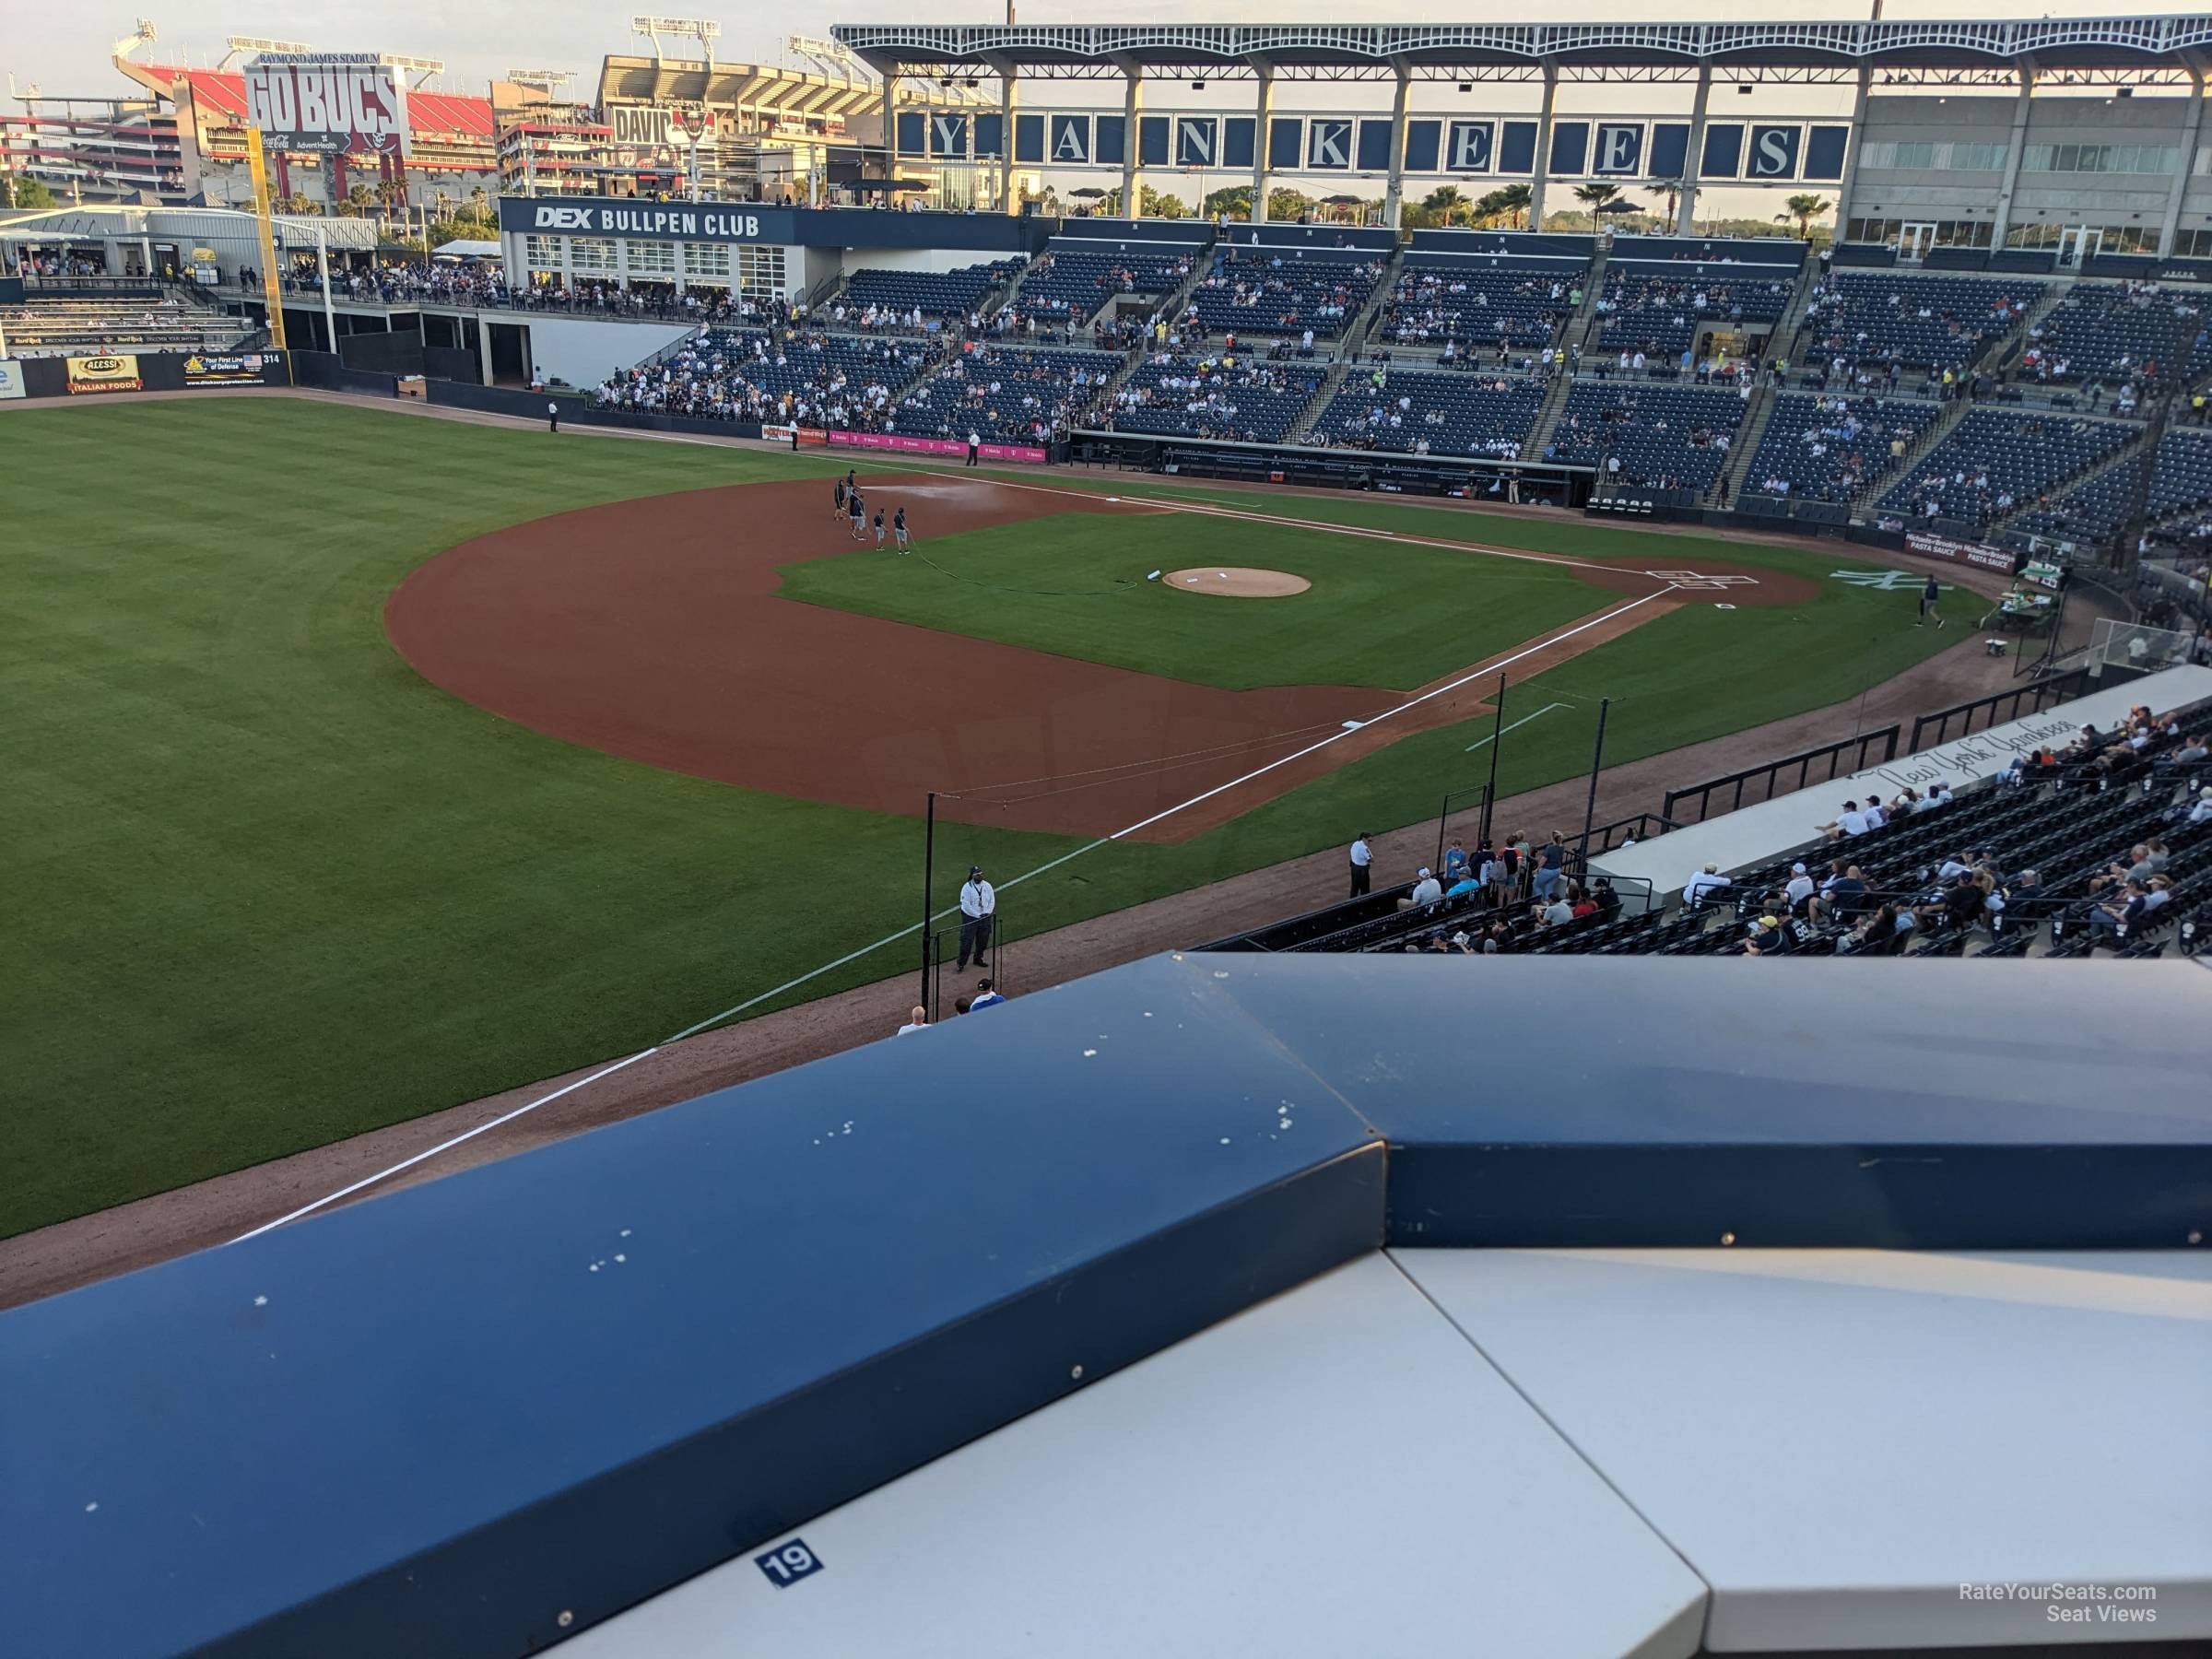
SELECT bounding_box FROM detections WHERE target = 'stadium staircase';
[1288,359,1355,442]
[1717,380,1784,505]
[1985,276,2074,381]
[1850,390,1977,515]
[1339,243,1405,361]
[1768,257,1826,372]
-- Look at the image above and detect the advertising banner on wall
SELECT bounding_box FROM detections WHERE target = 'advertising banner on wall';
[607,104,721,148]
[66,354,143,394]
[0,359,25,400]
[830,429,1048,464]
[243,53,410,157]
[182,351,287,387]
[1905,528,2016,574]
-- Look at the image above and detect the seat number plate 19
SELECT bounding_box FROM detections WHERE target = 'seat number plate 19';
[755,1539,825,1589]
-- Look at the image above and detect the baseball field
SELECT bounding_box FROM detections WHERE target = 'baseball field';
[3,395,1962,1238]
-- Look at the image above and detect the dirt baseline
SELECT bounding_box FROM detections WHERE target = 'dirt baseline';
[384,475,1810,841]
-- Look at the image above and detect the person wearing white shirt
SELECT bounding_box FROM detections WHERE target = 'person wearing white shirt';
[1820,800,1869,839]
[1784,863,1816,910]
[1405,867,1443,908]
[896,1005,929,1037]
[957,865,995,971]
[1861,799,1887,830]
[1684,865,1733,907]
[1348,832,1375,897]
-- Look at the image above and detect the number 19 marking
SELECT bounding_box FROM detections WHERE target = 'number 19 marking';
[755,1539,825,1589]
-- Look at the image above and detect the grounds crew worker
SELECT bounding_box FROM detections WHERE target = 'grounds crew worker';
[547,399,559,434]
[958,865,995,971]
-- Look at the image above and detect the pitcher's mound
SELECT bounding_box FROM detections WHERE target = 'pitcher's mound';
[1166,567,1312,598]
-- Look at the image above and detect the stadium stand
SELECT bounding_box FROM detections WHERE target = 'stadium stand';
[2147,425,2212,524]
[1019,242,1197,324]
[1105,351,1327,444]
[1311,367,1547,459]
[2009,454,2146,547]
[835,259,1024,324]
[1796,271,2041,373]
[594,328,939,427]
[2015,280,2206,397]
[1184,247,1386,341]
[1228,696,2211,963]
[1880,407,2139,525]
[1376,257,1586,353]
[1592,264,1794,361]
[1546,382,1749,491]
[890,343,1124,443]
[0,292,251,357]
[1741,393,1945,504]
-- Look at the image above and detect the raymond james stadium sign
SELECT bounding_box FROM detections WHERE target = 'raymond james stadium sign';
[500,199,788,241]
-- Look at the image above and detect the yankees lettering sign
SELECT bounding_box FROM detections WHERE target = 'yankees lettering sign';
[244,54,409,156]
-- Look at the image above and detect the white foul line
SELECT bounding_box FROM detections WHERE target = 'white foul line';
[229,465,1682,1236]
[1465,701,1572,751]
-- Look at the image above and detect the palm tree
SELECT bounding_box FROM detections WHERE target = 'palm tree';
[1572,181,1621,233]
[1649,175,1688,227]
[1778,193,1832,241]
[1424,183,1466,226]
[1494,182,1533,229]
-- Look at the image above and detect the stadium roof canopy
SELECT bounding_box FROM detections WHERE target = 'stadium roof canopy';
[833,16,2212,85]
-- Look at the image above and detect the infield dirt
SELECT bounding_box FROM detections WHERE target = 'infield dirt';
[386,474,1813,842]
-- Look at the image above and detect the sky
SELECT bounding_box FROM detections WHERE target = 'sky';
[1,0,2188,101]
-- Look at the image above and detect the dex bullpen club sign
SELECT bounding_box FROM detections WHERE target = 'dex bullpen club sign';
[500,198,790,242]
[66,354,142,394]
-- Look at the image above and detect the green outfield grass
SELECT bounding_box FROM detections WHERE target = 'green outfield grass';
[1,397,1957,1238]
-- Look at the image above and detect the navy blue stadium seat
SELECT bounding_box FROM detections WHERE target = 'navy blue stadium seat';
[891,344,1124,442]
[2009,454,2145,547]
[1022,242,1197,324]
[2147,426,2212,524]
[1105,351,1326,443]
[596,328,937,425]
[837,260,1023,322]
[2016,280,2206,394]
[1184,247,1386,340]
[1879,408,2136,526]
[1593,263,1794,361]
[1743,393,1944,504]
[1376,257,1587,353]
[1798,272,2041,372]
[1312,368,1545,460]
[1547,382,1749,490]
